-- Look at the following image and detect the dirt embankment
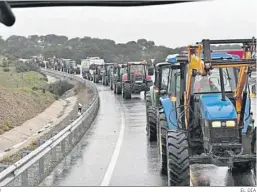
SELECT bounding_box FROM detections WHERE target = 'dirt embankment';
[0,70,94,164]
[0,68,56,134]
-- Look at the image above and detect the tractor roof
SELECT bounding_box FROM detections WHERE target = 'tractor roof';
[127,60,147,65]
[200,52,241,60]
[104,63,116,65]
[155,62,174,67]
[165,54,188,64]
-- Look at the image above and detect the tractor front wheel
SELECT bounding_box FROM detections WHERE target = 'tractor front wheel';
[167,130,190,186]
[123,83,131,99]
[116,84,122,94]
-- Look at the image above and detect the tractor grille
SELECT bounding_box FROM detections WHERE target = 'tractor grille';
[134,74,143,81]
[210,128,240,143]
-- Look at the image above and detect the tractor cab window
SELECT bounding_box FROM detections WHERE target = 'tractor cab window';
[168,69,181,95]
[193,68,233,93]
[130,65,144,74]
[161,67,170,90]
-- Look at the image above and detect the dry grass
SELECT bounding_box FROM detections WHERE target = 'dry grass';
[0,67,56,135]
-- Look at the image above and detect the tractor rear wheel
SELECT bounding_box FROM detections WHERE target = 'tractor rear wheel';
[116,84,122,94]
[167,130,190,186]
[159,111,168,175]
[148,106,157,141]
[105,78,108,86]
[123,83,131,99]
[110,81,113,90]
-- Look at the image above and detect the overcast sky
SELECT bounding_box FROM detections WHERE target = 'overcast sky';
[0,0,256,48]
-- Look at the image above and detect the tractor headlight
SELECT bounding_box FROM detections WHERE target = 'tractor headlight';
[225,120,236,127]
[212,121,221,128]
[211,120,236,128]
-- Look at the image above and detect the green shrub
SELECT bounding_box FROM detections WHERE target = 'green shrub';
[15,62,40,73]
[3,67,10,72]
[47,80,74,98]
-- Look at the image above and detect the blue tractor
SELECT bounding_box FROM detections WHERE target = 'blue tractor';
[145,55,184,142]
[157,38,256,186]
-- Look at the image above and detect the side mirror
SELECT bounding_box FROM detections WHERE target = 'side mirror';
[160,89,166,95]
[148,67,154,76]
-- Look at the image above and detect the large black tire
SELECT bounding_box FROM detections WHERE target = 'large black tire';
[116,84,122,94]
[95,76,99,83]
[167,130,190,186]
[159,111,168,175]
[230,162,253,174]
[110,81,113,90]
[105,78,109,86]
[251,126,256,154]
[148,106,157,141]
[123,83,131,99]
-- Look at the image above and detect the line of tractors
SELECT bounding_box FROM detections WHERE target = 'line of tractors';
[83,60,154,99]
[84,37,256,186]
[145,38,257,186]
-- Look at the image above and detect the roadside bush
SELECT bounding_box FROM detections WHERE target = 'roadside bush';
[3,67,10,72]
[15,62,40,73]
[48,80,74,98]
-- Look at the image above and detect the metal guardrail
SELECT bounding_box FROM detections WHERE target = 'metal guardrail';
[0,68,100,186]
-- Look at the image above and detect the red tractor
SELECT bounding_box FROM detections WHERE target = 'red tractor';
[121,61,154,99]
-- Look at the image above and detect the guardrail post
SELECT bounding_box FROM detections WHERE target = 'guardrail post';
[21,150,30,186]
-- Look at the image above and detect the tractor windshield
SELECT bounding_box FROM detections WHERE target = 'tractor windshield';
[130,64,144,74]
[193,68,233,93]
[161,67,170,90]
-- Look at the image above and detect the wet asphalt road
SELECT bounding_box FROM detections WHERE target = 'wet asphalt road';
[40,84,256,187]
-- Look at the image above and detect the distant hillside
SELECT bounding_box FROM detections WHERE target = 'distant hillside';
[0,35,242,64]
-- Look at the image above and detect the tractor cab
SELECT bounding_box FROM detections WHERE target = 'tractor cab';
[111,63,127,94]
[145,54,187,143]
[89,63,103,83]
[102,63,116,86]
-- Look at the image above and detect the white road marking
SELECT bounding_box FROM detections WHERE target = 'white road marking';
[100,109,126,186]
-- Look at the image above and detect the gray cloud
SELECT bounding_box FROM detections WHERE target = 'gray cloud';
[0,0,256,47]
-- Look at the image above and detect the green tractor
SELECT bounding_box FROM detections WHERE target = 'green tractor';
[111,64,126,94]
[90,64,102,84]
[155,38,256,186]
[102,63,115,86]
[145,61,174,142]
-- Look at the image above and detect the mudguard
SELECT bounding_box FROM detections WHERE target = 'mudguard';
[199,93,237,120]
[160,96,178,129]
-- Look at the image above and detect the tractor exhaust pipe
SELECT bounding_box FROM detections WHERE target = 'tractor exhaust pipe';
[219,68,226,101]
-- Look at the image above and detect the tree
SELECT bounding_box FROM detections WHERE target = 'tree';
[0,34,244,65]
